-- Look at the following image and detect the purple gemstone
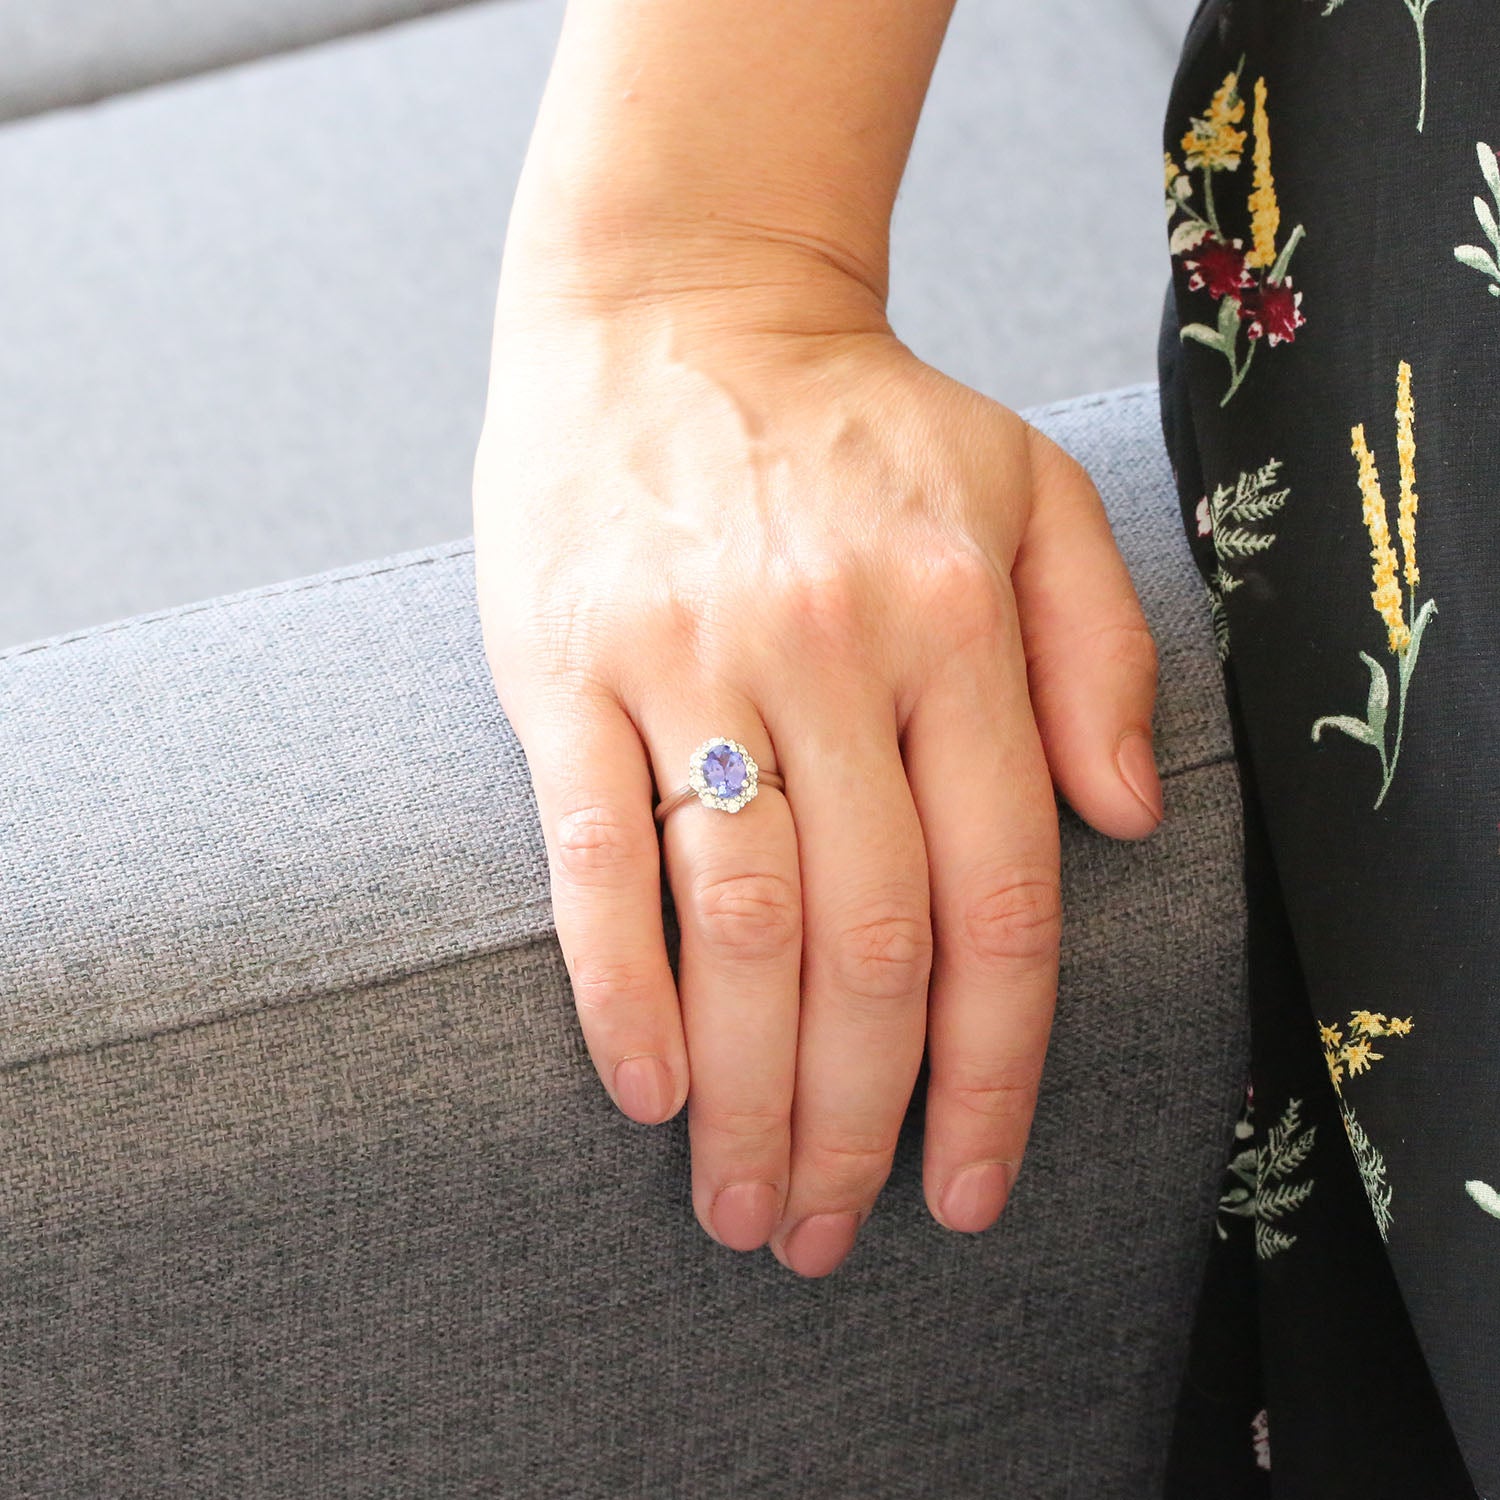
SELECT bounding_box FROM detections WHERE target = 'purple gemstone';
[702,743,748,797]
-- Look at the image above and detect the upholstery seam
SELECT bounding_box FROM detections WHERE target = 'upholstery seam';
[1,747,1234,1076]
[0,901,556,1078]
[0,922,571,1082]
[1164,749,1238,780]
[8,893,554,1036]
[0,541,476,664]
[1025,382,1156,423]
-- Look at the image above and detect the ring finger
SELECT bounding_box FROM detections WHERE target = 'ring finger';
[645,697,802,1253]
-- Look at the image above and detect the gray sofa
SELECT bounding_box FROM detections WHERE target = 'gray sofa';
[1,2,1247,1496]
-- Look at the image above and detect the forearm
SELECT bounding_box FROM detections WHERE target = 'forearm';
[497,0,958,321]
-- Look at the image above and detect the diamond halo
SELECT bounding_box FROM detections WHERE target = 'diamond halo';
[686,737,760,814]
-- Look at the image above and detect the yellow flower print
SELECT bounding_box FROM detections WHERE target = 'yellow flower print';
[1352,424,1411,654]
[1395,361,1420,589]
[1318,1008,1414,1240]
[1244,77,1281,270]
[1311,361,1439,809]
[1324,1049,1345,1093]
[1318,1009,1413,1099]
[1168,64,1307,406]
[1180,72,1248,172]
[1343,1038,1385,1077]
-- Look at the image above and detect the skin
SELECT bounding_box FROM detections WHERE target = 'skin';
[474,0,1163,1279]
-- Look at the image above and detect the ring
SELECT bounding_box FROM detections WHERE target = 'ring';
[653,736,785,824]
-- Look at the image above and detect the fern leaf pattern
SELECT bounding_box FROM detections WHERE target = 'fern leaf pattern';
[1318,1010,1414,1237]
[1195,458,1289,662]
[1215,1087,1318,1260]
[1343,1104,1395,1240]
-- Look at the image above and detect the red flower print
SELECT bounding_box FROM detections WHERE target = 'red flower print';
[1166,69,1308,405]
[1182,235,1255,299]
[1239,278,1306,346]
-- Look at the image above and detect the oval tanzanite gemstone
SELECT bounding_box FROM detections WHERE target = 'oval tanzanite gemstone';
[702,742,748,797]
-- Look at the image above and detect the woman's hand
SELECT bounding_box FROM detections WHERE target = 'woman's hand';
[473,268,1162,1279]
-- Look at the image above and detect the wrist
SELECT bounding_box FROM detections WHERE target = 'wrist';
[493,182,892,344]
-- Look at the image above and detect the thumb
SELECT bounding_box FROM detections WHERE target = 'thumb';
[1010,423,1164,841]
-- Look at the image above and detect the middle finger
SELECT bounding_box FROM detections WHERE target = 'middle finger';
[765,668,932,1278]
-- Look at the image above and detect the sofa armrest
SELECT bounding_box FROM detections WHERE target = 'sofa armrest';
[0,382,1248,1498]
[0,0,484,122]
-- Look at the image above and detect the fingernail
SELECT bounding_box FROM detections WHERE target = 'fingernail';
[781,1211,862,1278]
[1116,730,1165,827]
[939,1161,1016,1233]
[612,1055,673,1123]
[711,1182,780,1251]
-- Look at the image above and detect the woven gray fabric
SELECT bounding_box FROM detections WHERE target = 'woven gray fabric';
[0,0,482,120]
[0,0,1200,649]
[0,383,1249,1495]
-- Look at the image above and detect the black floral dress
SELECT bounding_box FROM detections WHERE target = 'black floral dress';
[1155,2,1500,1495]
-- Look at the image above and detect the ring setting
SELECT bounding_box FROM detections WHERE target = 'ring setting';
[690,737,760,812]
[653,736,785,823]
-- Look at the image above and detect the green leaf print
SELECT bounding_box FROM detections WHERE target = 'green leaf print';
[1322,0,1437,133]
[1466,1180,1500,1220]
[1197,459,1289,664]
[1456,143,1500,298]
[1343,1104,1394,1241]
[1216,1090,1318,1261]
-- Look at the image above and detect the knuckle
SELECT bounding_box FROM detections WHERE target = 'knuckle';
[694,1101,788,1150]
[803,1131,898,1186]
[942,1063,1043,1125]
[960,873,1062,967]
[568,954,660,1020]
[692,867,802,961]
[553,803,650,886]
[918,546,1001,608]
[772,563,864,656]
[915,549,1009,655]
[1098,616,1160,679]
[1029,613,1159,683]
[641,589,710,656]
[831,904,933,1007]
